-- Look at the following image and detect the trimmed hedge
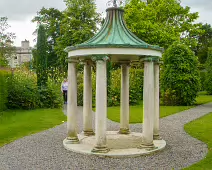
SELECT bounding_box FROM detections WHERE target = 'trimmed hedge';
[0,70,11,112]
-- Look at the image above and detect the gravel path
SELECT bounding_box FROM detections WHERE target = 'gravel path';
[1,103,212,170]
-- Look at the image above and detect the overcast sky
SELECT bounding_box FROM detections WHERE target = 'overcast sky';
[0,0,211,47]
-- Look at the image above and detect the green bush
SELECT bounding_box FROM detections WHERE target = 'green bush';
[38,80,63,109]
[7,70,39,109]
[7,69,63,109]
[161,42,200,106]
[0,70,11,112]
[205,47,212,94]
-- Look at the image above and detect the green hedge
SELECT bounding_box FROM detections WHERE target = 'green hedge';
[0,70,11,112]
[77,68,144,107]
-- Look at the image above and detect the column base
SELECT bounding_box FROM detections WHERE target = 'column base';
[83,130,95,136]
[153,134,162,140]
[66,136,79,144]
[91,146,110,153]
[118,128,130,134]
[138,143,155,149]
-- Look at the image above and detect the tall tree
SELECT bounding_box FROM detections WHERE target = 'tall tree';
[196,23,212,64]
[124,0,202,49]
[0,17,16,67]
[36,24,48,87]
[55,0,101,71]
[32,8,63,69]
[161,42,200,106]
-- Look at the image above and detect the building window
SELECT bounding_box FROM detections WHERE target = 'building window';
[14,56,17,59]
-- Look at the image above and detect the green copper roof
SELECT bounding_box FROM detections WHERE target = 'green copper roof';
[67,7,163,51]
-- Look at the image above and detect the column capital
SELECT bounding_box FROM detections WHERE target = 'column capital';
[118,60,131,66]
[91,55,110,62]
[67,58,79,63]
[80,59,93,66]
[140,56,160,63]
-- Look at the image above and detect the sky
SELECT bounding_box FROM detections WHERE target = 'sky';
[0,0,212,47]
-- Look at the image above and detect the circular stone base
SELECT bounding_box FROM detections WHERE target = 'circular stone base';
[63,131,166,158]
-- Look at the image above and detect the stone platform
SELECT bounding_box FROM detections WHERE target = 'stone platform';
[63,131,166,158]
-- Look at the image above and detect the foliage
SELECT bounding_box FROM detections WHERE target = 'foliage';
[38,81,63,109]
[0,109,66,147]
[7,70,39,109]
[205,47,212,94]
[0,17,16,67]
[199,71,206,91]
[196,23,212,64]
[0,70,11,112]
[36,24,48,87]
[124,0,202,49]
[55,0,101,72]
[184,113,212,169]
[76,67,143,107]
[161,42,200,106]
[7,69,63,110]
[32,8,63,69]
[109,68,144,106]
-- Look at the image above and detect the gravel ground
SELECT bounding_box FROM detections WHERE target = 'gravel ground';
[1,103,212,170]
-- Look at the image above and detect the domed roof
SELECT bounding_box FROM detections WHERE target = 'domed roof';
[65,7,163,60]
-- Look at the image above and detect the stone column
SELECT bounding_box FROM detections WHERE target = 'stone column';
[139,59,155,148]
[83,60,94,136]
[66,59,79,144]
[119,62,130,134]
[153,61,161,140]
[92,56,109,153]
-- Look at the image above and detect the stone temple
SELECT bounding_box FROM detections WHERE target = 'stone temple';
[63,1,166,157]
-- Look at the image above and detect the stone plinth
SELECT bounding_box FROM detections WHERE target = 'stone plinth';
[63,131,166,158]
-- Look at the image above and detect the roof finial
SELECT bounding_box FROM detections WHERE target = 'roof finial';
[107,0,124,8]
[113,0,117,7]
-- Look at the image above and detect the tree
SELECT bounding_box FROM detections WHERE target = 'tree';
[55,0,101,72]
[161,41,200,106]
[36,25,48,87]
[205,48,212,94]
[196,23,212,64]
[124,0,202,49]
[0,17,16,67]
[32,8,63,69]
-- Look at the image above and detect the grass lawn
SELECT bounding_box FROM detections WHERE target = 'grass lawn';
[108,94,212,123]
[108,105,192,123]
[184,113,212,169]
[0,109,66,147]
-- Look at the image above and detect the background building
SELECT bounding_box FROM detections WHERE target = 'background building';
[8,40,32,68]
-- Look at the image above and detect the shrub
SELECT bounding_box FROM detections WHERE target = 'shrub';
[205,47,212,94]
[7,69,63,109]
[161,42,200,106]
[0,70,11,112]
[7,70,39,109]
[38,79,63,108]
